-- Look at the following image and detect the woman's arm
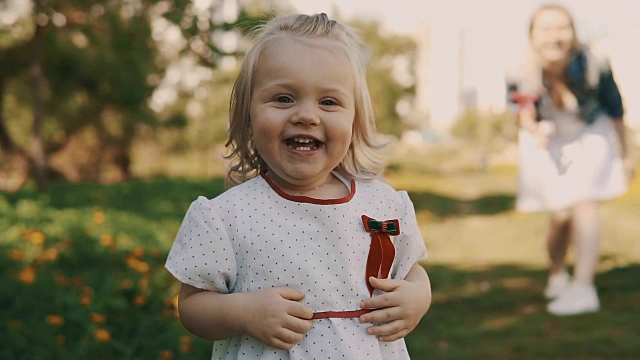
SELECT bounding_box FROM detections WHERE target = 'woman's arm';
[612,119,635,180]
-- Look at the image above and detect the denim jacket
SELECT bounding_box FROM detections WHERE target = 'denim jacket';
[506,48,624,124]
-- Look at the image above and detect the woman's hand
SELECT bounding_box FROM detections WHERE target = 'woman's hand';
[623,156,636,182]
[534,119,556,148]
[518,107,554,148]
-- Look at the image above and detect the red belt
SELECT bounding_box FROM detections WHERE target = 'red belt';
[312,309,372,320]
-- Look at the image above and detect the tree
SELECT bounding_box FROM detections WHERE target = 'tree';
[351,18,418,137]
[0,0,281,190]
[0,1,418,189]
[0,0,164,190]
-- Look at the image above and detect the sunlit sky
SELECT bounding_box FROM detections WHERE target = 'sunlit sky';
[290,0,638,38]
[290,0,640,128]
[2,0,637,126]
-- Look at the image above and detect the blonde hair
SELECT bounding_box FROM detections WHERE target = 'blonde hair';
[528,3,580,49]
[523,3,582,106]
[224,13,387,187]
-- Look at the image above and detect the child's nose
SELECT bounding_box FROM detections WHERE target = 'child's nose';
[291,101,320,125]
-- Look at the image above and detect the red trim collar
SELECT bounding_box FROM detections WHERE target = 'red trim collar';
[261,173,355,204]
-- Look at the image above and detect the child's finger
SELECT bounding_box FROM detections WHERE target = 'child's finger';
[367,276,400,292]
[365,320,409,341]
[276,287,305,301]
[361,292,396,310]
[359,306,400,324]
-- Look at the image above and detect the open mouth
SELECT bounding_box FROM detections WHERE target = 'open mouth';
[285,137,322,151]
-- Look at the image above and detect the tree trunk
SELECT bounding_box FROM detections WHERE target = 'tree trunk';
[29,18,48,192]
[0,72,29,192]
[0,72,13,152]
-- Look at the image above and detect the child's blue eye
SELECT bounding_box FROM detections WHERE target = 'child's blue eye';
[320,99,336,106]
[276,95,293,103]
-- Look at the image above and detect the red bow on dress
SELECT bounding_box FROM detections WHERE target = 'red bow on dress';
[362,215,399,296]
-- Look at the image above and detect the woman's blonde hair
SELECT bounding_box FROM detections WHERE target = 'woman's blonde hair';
[522,4,581,99]
[528,3,579,49]
[224,13,387,187]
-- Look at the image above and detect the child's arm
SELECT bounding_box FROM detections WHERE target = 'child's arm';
[178,283,314,350]
[359,262,431,342]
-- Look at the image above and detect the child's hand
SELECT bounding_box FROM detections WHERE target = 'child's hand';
[359,276,430,342]
[240,287,313,350]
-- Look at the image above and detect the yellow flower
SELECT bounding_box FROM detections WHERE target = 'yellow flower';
[90,312,105,324]
[80,295,92,306]
[120,278,134,289]
[23,230,45,247]
[41,248,59,262]
[17,266,36,285]
[100,234,115,248]
[130,246,145,258]
[93,210,106,225]
[45,315,65,326]
[9,249,24,261]
[125,257,149,274]
[163,295,180,317]
[134,294,147,306]
[94,328,112,343]
[179,336,193,353]
[158,350,174,360]
[80,287,94,306]
[56,335,66,345]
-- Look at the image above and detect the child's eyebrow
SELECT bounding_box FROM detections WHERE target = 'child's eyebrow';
[257,81,352,98]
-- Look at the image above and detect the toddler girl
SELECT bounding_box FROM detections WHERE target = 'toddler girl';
[166,13,431,359]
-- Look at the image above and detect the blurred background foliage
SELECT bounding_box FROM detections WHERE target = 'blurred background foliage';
[0,0,464,192]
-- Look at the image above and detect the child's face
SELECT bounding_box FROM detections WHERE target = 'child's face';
[530,9,575,63]
[250,38,356,190]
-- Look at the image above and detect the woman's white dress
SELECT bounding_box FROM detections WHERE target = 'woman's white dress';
[516,107,627,212]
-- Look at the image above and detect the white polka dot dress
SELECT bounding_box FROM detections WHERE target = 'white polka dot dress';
[165,172,428,360]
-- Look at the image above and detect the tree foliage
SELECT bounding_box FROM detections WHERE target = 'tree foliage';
[0,0,270,190]
[0,2,418,190]
[0,0,164,190]
[351,18,417,137]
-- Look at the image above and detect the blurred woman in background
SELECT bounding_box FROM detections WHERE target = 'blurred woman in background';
[506,3,634,316]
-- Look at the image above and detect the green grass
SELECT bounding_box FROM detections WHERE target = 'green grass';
[384,166,640,359]
[0,177,223,359]
[1,168,639,359]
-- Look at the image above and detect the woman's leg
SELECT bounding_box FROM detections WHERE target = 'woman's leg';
[547,208,572,275]
[543,209,572,299]
[570,199,602,284]
[546,200,601,315]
